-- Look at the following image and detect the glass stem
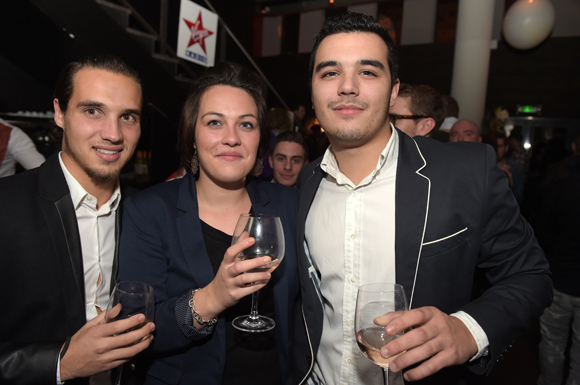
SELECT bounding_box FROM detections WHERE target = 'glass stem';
[115,363,124,385]
[382,367,389,385]
[249,290,260,320]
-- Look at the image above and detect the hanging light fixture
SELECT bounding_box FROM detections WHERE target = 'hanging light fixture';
[502,0,556,49]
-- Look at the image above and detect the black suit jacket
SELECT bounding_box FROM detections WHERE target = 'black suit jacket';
[292,129,553,384]
[0,154,124,385]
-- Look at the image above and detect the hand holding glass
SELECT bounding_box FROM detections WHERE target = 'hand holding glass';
[355,283,408,385]
[232,213,284,332]
[105,281,155,384]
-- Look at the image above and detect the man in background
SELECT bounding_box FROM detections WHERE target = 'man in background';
[433,94,460,142]
[0,117,45,177]
[0,56,154,384]
[449,119,482,143]
[536,134,580,385]
[389,83,444,138]
[269,130,308,187]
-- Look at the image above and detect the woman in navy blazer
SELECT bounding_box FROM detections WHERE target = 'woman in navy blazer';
[119,62,299,385]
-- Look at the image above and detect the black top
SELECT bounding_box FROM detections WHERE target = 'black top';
[200,220,282,385]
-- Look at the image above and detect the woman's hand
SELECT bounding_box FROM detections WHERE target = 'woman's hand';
[189,237,273,328]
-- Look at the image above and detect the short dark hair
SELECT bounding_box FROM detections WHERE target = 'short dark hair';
[309,12,399,90]
[51,56,142,143]
[178,62,269,172]
[398,83,445,132]
[54,55,142,113]
[271,131,308,160]
[442,94,459,118]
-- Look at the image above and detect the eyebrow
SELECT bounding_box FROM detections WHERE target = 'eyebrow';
[77,100,141,117]
[315,59,385,73]
[315,61,339,73]
[201,112,258,120]
[77,100,104,109]
[359,59,385,70]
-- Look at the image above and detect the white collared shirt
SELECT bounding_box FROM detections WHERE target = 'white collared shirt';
[58,153,120,321]
[305,126,488,385]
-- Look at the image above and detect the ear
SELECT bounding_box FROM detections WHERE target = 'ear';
[478,136,482,143]
[417,118,435,137]
[390,79,400,107]
[53,99,65,129]
[268,155,273,168]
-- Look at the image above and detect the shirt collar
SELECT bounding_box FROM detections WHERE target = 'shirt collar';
[58,152,121,212]
[320,123,399,188]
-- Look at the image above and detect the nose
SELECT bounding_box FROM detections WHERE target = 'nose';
[222,125,241,146]
[338,72,359,96]
[101,118,123,143]
[283,158,292,170]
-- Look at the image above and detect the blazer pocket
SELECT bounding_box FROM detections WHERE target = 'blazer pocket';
[420,227,468,259]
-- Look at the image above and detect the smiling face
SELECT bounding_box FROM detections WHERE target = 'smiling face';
[311,32,399,150]
[54,68,141,190]
[195,85,260,187]
[269,141,308,186]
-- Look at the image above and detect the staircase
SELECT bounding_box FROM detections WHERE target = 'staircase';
[95,0,199,85]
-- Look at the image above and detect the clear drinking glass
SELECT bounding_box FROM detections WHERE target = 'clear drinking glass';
[231,213,285,332]
[355,283,408,385]
[105,281,155,384]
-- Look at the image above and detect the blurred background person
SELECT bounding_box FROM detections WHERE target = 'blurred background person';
[268,130,308,187]
[389,83,444,138]
[434,94,460,142]
[260,107,293,181]
[482,131,525,204]
[119,62,299,385]
[449,119,482,143]
[0,117,45,177]
[535,134,580,385]
[293,103,306,135]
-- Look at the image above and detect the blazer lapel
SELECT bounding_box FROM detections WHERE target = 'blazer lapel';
[394,130,431,309]
[38,155,85,326]
[297,162,324,247]
[176,174,215,289]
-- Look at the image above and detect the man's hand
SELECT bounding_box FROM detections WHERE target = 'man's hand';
[60,310,155,381]
[375,306,478,382]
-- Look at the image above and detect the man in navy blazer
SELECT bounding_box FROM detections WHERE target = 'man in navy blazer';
[0,56,153,384]
[291,12,552,385]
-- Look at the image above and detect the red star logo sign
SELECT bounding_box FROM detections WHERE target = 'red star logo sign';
[183,11,214,54]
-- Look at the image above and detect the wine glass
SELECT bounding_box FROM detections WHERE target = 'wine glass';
[105,281,155,385]
[355,283,408,385]
[231,213,285,332]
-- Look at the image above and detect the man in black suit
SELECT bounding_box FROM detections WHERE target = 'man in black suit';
[292,12,552,385]
[0,56,154,384]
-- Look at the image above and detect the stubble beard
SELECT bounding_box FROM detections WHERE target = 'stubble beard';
[62,129,121,184]
[321,98,390,145]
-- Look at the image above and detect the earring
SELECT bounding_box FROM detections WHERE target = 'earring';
[251,158,264,177]
[191,148,198,174]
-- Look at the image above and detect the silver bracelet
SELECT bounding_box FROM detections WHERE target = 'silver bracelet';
[189,289,218,326]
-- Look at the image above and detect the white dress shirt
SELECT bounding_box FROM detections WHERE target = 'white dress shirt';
[306,126,488,385]
[0,118,45,177]
[57,153,119,385]
[59,153,119,320]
